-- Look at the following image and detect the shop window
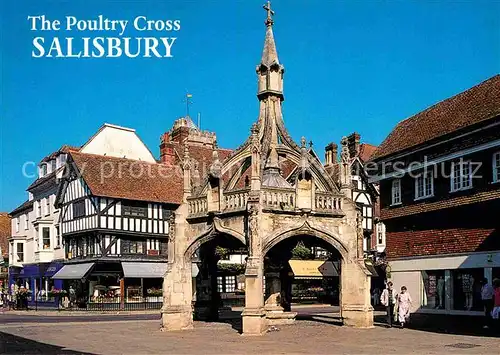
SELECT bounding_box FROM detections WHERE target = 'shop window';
[73,200,85,218]
[42,227,51,249]
[421,270,445,309]
[452,269,484,311]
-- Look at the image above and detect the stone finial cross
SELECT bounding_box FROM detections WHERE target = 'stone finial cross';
[263,1,275,25]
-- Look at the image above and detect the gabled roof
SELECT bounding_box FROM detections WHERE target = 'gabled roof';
[68,152,183,205]
[10,200,34,216]
[41,145,79,162]
[372,75,500,160]
[358,143,378,162]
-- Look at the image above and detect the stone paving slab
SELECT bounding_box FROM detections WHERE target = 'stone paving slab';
[0,316,499,355]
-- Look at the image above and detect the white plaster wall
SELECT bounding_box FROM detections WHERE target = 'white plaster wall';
[390,271,421,313]
[390,251,500,272]
[80,124,156,162]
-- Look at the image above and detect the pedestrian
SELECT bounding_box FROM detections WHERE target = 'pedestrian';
[491,279,500,329]
[480,278,494,329]
[69,286,76,308]
[397,286,412,328]
[380,281,396,328]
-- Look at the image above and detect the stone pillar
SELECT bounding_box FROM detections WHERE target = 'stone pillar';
[242,256,266,335]
[161,261,194,331]
[340,259,374,328]
[264,271,283,312]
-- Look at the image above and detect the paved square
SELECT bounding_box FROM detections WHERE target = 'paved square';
[0,315,499,354]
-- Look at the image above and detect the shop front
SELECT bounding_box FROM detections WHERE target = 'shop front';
[390,251,500,316]
[8,262,64,308]
[53,260,167,310]
[288,260,340,304]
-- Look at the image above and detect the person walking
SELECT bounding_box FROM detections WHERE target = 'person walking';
[380,281,396,328]
[480,278,494,329]
[397,286,412,328]
[492,279,500,329]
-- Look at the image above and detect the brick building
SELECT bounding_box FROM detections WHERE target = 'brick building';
[370,75,500,315]
[0,213,11,289]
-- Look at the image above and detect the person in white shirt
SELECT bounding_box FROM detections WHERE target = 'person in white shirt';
[480,278,494,329]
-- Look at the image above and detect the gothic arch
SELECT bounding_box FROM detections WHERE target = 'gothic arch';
[184,219,247,261]
[262,221,349,259]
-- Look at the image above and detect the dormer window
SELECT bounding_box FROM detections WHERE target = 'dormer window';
[391,179,402,205]
[39,163,47,178]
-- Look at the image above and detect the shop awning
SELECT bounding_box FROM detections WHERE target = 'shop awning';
[288,260,339,279]
[52,263,95,279]
[121,262,169,278]
[364,260,378,277]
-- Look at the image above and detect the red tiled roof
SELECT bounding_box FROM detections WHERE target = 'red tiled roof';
[386,228,499,259]
[381,188,500,220]
[359,143,378,162]
[372,75,500,160]
[70,152,183,205]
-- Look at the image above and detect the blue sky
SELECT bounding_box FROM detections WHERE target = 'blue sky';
[1,0,499,211]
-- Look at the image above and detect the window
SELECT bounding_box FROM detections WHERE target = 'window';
[39,163,47,177]
[162,208,172,220]
[377,223,385,245]
[391,179,401,205]
[45,197,51,216]
[452,269,483,311]
[493,152,500,183]
[16,243,24,262]
[55,225,60,248]
[121,240,144,254]
[73,200,85,218]
[42,227,51,249]
[15,217,20,233]
[451,161,472,192]
[421,270,445,309]
[217,276,236,293]
[415,171,434,199]
[122,201,147,217]
[225,276,236,292]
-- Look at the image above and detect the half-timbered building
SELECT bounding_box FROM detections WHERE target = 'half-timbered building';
[53,124,183,307]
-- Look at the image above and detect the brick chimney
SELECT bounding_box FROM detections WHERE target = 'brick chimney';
[347,132,361,159]
[159,132,177,165]
[324,142,338,166]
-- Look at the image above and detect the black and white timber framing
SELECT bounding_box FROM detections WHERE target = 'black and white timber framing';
[56,170,176,260]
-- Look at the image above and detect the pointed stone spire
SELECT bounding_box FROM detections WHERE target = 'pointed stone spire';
[261,1,279,67]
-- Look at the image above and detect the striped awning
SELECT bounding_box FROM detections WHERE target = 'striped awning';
[289,260,339,279]
[52,263,95,279]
